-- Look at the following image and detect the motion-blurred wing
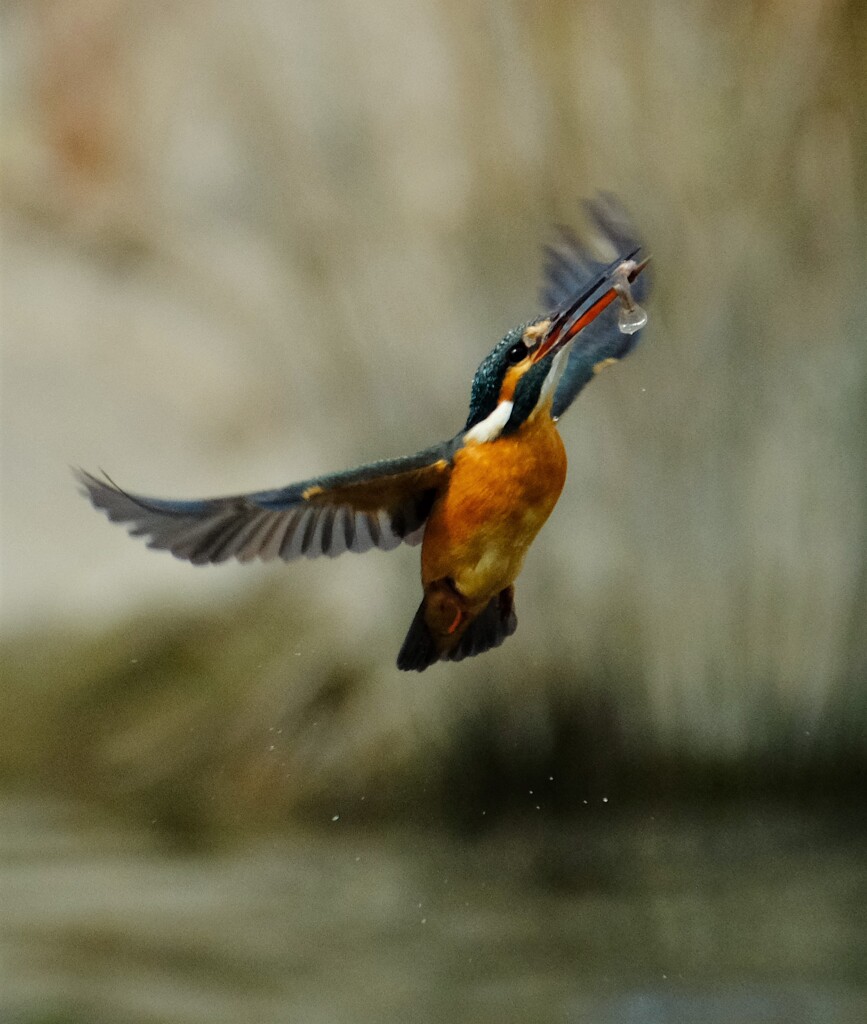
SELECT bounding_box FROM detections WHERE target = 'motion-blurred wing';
[541,194,650,420]
[77,439,459,566]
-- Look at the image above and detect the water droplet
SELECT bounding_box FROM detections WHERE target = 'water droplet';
[618,301,647,335]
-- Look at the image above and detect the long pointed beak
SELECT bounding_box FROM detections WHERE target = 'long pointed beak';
[531,253,651,364]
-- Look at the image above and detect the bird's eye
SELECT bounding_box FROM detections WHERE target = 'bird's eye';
[506,340,529,364]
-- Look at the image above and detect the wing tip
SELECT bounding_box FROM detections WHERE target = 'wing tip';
[73,465,121,511]
[541,193,647,309]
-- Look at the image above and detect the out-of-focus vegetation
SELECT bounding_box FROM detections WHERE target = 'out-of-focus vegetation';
[2,0,866,821]
[1,582,863,847]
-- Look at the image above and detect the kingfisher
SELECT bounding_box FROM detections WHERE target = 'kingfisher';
[78,196,650,671]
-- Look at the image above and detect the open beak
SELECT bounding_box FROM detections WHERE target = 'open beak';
[531,253,651,364]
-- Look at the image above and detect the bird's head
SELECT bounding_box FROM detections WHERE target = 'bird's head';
[463,254,650,444]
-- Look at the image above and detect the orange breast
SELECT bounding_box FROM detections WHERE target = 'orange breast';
[421,406,567,607]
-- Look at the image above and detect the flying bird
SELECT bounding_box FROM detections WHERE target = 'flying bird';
[78,196,650,671]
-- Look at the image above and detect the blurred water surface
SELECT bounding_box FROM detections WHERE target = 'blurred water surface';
[1,797,865,1024]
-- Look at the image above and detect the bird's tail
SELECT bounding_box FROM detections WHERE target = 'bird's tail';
[396,585,517,672]
[396,600,441,671]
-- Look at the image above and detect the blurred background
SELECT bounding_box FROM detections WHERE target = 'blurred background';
[2,1,866,1021]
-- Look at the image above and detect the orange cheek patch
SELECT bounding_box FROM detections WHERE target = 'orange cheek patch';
[499,365,523,403]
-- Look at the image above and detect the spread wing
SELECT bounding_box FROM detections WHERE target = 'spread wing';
[541,194,651,420]
[77,438,460,565]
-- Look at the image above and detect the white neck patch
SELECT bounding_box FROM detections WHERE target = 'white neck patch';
[463,400,514,445]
